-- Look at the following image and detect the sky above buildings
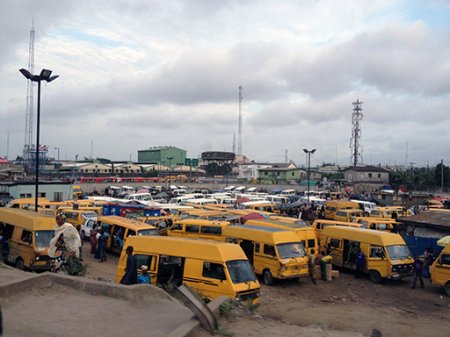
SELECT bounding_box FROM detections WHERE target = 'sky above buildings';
[0,0,449,167]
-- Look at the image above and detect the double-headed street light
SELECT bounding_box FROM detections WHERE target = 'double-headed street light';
[166,157,174,190]
[303,148,316,203]
[20,68,59,212]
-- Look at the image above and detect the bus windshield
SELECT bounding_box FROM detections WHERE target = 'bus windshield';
[226,260,257,284]
[276,242,306,259]
[34,230,54,249]
[386,245,412,260]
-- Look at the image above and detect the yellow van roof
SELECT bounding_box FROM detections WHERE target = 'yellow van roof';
[0,208,56,231]
[125,236,247,261]
[321,226,406,246]
[98,216,155,230]
[223,224,301,244]
[176,219,230,227]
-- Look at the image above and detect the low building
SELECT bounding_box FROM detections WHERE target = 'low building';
[258,163,305,184]
[238,163,273,180]
[138,146,186,166]
[0,181,73,201]
[344,165,390,193]
[398,210,450,257]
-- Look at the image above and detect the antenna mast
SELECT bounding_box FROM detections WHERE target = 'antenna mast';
[232,133,236,154]
[23,21,35,164]
[238,86,243,156]
[350,99,364,166]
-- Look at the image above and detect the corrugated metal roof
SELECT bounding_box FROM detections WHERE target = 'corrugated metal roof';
[398,210,450,230]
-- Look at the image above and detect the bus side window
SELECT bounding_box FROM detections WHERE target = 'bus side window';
[329,238,341,249]
[370,246,385,258]
[21,230,33,245]
[263,244,276,257]
[135,254,153,271]
[254,242,260,253]
[203,262,225,280]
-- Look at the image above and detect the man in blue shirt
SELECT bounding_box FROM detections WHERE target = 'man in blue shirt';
[138,265,151,284]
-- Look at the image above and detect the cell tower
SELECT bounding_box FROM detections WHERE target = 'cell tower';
[349,99,364,167]
[237,86,243,156]
[23,22,35,162]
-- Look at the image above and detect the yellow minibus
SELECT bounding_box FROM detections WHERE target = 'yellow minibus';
[222,225,308,285]
[168,219,230,242]
[319,226,414,283]
[430,243,450,296]
[7,197,50,209]
[0,208,55,271]
[244,219,318,256]
[115,236,260,303]
[312,219,361,238]
[58,208,99,227]
[324,200,359,220]
[95,216,159,254]
[352,217,396,232]
[137,216,174,235]
[333,209,364,222]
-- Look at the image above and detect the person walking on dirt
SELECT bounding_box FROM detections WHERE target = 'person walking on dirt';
[355,249,365,278]
[120,246,138,285]
[89,229,97,254]
[411,256,424,289]
[320,255,332,281]
[308,252,317,284]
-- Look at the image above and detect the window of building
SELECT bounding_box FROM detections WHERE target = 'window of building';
[54,192,63,202]
[368,173,372,178]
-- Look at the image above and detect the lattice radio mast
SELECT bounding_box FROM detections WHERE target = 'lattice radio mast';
[350,99,364,167]
[238,86,243,156]
[232,133,236,154]
[23,22,35,161]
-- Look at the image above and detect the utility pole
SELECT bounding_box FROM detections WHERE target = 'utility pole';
[410,162,415,191]
[238,86,243,156]
[441,159,444,193]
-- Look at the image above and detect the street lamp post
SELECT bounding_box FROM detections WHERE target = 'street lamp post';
[303,148,316,203]
[55,147,60,176]
[166,156,174,190]
[20,68,59,212]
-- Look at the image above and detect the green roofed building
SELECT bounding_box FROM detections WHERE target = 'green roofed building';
[138,146,186,166]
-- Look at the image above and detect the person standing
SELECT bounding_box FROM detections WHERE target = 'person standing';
[355,248,365,278]
[89,229,97,255]
[411,256,424,289]
[308,252,317,285]
[120,246,137,285]
[320,254,333,281]
[48,213,82,275]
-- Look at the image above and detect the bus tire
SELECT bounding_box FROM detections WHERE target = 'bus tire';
[445,282,450,297]
[15,258,25,271]
[263,270,274,286]
[369,270,381,284]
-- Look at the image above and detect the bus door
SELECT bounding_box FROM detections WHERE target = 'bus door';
[157,255,185,286]
[327,237,344,267]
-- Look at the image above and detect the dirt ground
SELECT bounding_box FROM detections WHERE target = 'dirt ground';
[3,243,450,337]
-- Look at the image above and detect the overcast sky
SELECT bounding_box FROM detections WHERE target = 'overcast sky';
[1,0,449,167]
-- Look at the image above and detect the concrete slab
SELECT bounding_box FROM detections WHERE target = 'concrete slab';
[0,270,197,337]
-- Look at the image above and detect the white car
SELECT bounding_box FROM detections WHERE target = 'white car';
[80,217,98,241]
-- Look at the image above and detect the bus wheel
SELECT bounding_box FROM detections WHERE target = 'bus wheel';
[445,282,450,297]
[15,258,25,271]
[369,270,381,284]
[263,270,274,286]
